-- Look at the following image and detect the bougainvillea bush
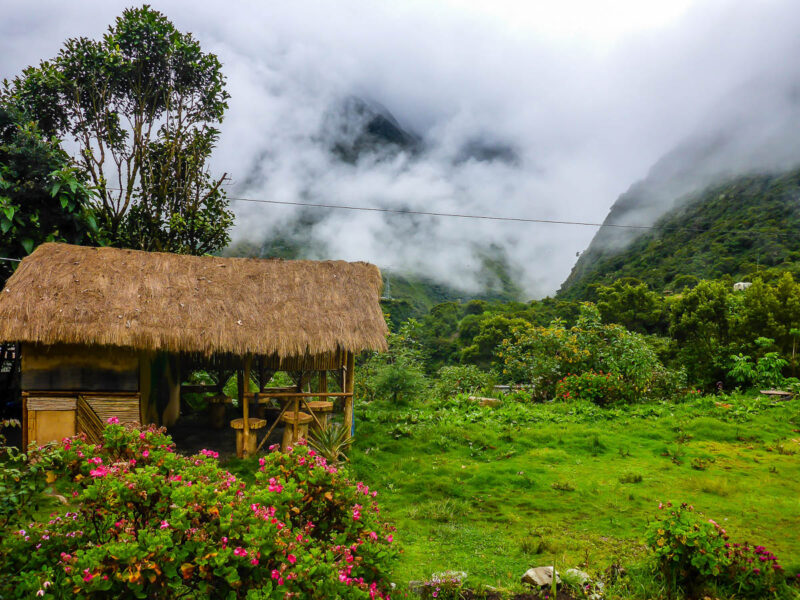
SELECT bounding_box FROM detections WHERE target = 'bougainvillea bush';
[647,501,795,599]
[0,421,397,599]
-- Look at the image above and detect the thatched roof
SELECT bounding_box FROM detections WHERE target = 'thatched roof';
[0,243,388,357]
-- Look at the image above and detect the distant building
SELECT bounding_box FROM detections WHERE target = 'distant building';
[733,282,752,291]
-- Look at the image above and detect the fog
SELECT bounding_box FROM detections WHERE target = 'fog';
[3,1,800,296]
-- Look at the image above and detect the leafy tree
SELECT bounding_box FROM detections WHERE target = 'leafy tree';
[2,5,232,254]
[669,280,734,387]
[595,280,667,334]
[460,314,530,370]
[0,105,98,282]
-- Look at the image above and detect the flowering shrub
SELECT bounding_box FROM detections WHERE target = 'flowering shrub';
[0,422,398,599]
[0,418,54,529]
[555,370,631,406]
[417,571,467,599]
[497,303,685,402]
[646,502,794,598]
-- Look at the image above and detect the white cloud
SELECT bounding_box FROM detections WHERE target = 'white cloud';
[3,0,800,296]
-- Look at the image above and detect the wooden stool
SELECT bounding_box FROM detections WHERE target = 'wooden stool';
[230,418,266,457]
[305,401,334,430]
[280,411,312,451]
[208,393,230,429]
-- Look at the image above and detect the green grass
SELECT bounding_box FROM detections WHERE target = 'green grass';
[349,393,800,591]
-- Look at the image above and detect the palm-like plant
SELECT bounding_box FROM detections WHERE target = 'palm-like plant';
[308,423,352,466]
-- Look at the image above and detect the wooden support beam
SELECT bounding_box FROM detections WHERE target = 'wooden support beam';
[343,352,355,443]
[240,355,253,458]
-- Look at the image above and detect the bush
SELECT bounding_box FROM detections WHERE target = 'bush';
[497,303,684,402]
[646,502,793,598]
[371,362,427,404]
[556,370,631,406]
[434,365,491,399]
[0,422,397,599]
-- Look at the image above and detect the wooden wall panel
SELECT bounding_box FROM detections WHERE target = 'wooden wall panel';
[22,344,138,391]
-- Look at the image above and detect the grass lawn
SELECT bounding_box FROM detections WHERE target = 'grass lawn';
[348,393,800,592]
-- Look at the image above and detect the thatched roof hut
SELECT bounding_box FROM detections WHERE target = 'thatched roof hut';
[0,243,388,357]
[1,243,388,453]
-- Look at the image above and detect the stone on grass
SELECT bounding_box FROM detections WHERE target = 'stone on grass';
[521,566,560,587]
[565,568,591,584]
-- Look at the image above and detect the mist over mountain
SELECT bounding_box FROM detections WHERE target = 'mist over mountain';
[5,1,800,298]
[559,74,800,297]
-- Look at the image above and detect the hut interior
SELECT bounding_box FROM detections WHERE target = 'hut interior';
[0,243,388,456]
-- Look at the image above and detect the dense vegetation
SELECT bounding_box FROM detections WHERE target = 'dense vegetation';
[0,422,397,598]
[560,169,800,299]
[0,5,234,287]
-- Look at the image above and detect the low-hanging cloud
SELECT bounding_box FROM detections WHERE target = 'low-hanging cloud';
[3,1,800,296]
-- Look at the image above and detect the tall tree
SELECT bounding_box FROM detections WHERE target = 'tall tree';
[0,105,98,283]
[2,5,232,254]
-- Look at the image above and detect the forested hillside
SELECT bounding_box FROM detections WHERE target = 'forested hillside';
[560,168,800,299]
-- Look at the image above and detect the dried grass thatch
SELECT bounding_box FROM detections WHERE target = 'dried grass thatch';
[0,243,388,357]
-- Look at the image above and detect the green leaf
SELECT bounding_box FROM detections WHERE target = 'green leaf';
[21,238,34,254]
[1,219,12,234]
[2,206,14,221]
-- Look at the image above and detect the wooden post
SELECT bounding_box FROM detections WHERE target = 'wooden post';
[343,352,355,441]
[240,355,252,457]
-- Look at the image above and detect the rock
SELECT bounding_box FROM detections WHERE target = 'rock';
[468,396,503,408]
[521,566,560,587]
[408,581,424,595]
[565,568,591,585]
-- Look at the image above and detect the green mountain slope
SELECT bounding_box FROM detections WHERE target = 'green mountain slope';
[559,169,800,298]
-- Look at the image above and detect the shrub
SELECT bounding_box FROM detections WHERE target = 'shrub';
[434,365,491,399]
[497,303,684,402]
[555,370,630,406]
[646,502,792,598]
[0,422,397,599]
[371,362,427,404]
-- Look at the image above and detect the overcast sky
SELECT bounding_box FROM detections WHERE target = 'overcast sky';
[3,1,800,296]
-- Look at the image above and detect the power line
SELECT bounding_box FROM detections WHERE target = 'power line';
[225,195,670,230]
[0,257,21,263]
[100,185,798,237]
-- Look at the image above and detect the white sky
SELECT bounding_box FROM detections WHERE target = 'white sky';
[2,1,799,296]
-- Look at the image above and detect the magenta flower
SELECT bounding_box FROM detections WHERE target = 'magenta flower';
[106,416,119,424]
[287,554,296,564]
[233,547,247,557]
[160,520,169,529]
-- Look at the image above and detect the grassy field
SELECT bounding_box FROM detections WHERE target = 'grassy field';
[347,393,800,593]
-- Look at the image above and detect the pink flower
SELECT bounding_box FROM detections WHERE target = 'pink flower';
[142,450,149,458]
[287,554,297,564]
[250,557,259,565]
[106,416,119,424]
[386,535,393,543]
[268,477,283,493]
[89,466,110,478]
[234,547,247,557]
[160,520,169,529]
[259,457,266,466]
[82,569,94,582]
[369,531,378,541]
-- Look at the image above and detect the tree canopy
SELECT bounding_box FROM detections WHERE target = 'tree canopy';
[2,5,232,255]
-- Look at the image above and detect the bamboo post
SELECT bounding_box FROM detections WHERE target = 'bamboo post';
[293,397,300,442]
[240,355,253,457]
[343,352,355,442]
